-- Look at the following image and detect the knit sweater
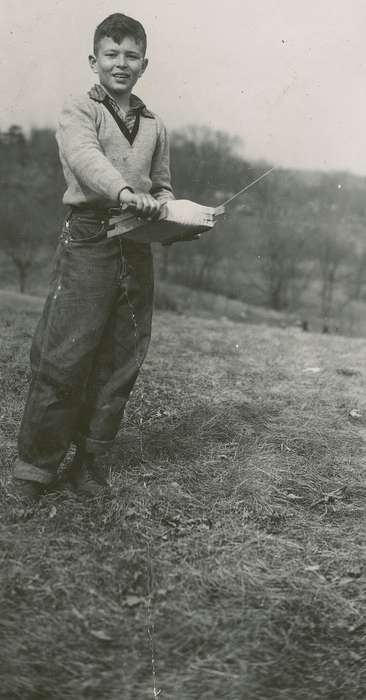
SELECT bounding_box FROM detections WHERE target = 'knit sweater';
[56,85,174,208]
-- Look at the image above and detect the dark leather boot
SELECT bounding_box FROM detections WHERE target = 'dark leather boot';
[9,478,44,504]
[67,451,110,498]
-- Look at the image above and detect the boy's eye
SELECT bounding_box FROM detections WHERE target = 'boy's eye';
[104,52,139,60]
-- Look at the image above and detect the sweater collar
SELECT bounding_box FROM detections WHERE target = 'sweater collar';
[88,84,155,118]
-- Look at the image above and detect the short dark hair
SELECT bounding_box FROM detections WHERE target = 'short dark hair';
[94,13,147,55]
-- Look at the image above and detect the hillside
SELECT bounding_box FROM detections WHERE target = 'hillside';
[3,124,366,332]
[1,299,366,699]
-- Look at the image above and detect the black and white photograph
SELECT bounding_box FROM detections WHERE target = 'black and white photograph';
[1,1,366,698]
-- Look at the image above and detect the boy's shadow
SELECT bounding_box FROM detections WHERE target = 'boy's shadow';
[112,400,275,468]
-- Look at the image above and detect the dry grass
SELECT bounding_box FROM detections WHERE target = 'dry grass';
[153,279,292,327]
[1,299,366,699]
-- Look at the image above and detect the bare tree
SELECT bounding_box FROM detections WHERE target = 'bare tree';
[0,126,62,293]
[307,174,358,329]
[251,171,313,310]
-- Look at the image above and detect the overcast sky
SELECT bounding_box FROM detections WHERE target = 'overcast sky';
[1,0,366,175]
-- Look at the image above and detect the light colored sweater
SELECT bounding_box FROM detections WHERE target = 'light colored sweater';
[56,86,174,208]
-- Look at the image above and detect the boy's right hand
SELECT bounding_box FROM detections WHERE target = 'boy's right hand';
[119,188,162,220]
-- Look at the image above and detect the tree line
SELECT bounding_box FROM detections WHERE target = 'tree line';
[1,124,366,330]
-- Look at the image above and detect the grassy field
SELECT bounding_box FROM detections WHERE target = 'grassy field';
[1,291,366,699]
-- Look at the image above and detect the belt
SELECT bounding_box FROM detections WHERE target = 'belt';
[69,205,121,220]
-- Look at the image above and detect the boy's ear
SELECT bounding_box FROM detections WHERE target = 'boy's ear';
[89,54,98,74]
[140,57,148,77]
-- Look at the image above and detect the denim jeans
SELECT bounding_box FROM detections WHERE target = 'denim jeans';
[14,210,154,484]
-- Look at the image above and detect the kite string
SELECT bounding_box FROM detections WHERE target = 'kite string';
[219,166,276,209]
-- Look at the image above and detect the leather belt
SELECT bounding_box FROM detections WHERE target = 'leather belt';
[69,205,121,220]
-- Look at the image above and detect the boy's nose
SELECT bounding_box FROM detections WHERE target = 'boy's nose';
[116,54,127,67]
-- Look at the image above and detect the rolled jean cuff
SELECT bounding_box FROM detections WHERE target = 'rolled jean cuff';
[13,459,54,485]
[75,434,114,455]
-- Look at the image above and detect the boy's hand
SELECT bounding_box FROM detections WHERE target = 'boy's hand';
[119,188,162,220]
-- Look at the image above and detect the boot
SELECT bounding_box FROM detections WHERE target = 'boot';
[9,478,44,505]
[67,450,109,498]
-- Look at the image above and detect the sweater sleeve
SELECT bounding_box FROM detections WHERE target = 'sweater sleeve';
[149,117,175,203]
[56,96,129,202]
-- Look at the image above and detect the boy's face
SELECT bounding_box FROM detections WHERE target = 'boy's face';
[89,36,148,100]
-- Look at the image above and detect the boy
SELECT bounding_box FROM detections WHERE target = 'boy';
[11,12,174,501]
